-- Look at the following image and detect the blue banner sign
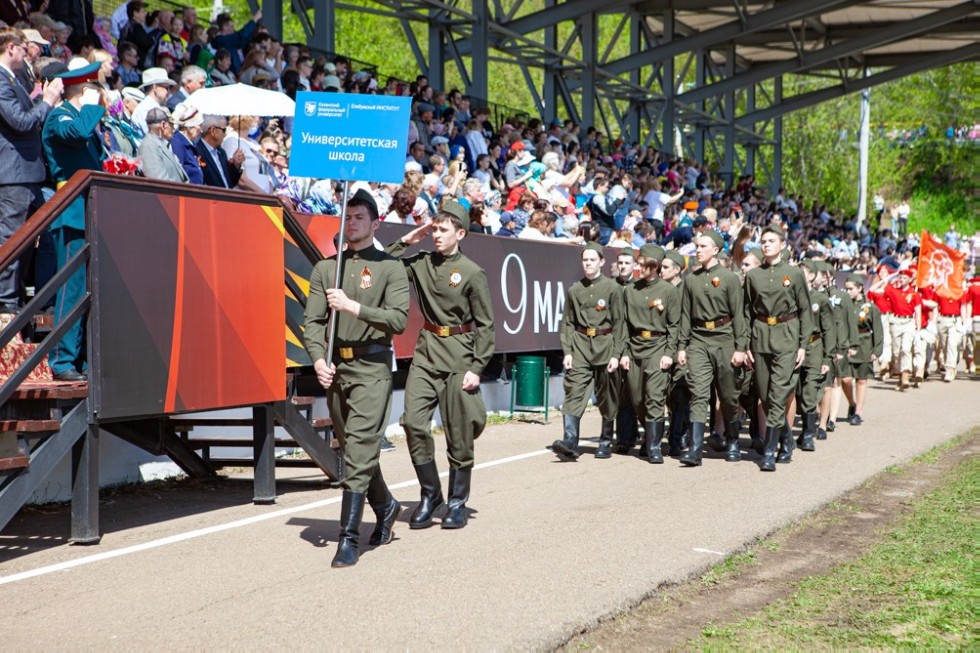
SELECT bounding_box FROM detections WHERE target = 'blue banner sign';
[290,92,412,183]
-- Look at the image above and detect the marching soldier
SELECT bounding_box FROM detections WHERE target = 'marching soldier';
[304,190,410,568]
[735,250,764,452]
[388,201,495,530]
[676,232,747,466]
[612,249,640,454]
[550,243,625,461]
[844,274,884,423]
[620,244,679,463]
[795,260,835,451]
[883,269,920,390]
[743,227,813,471]
[661,250,690,456]
[818,261,856,438]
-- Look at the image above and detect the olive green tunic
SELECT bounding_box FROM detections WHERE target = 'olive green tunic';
[828,287,857,379]
[743,260,813,425]
[848,299,884,380]
[623,278,680,422]
[560,274,625,418]
[303,246,409,492]
[678,263,747,424]
[387,241,495,469]
[797,288,837,413]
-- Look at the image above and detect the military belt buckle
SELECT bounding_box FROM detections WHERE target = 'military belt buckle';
[586,327,596,337]
[766,316,778,326]
[641,330,652,339]
[339,347,354,360]
[704,320,715,330]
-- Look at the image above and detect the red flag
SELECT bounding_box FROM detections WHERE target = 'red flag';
[917,230,965,300]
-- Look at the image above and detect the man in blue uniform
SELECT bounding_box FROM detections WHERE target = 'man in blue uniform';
[40,61,105,382]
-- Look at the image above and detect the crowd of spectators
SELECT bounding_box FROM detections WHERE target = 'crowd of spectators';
[2,0,977,277]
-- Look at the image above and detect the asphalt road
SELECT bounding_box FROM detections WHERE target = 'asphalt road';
[1,374,976,650]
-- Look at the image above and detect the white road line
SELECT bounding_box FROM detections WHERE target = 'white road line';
[0,446,554,587]
[692,548,726,556]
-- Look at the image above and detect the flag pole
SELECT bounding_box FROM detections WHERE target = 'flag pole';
[324,179,351,370]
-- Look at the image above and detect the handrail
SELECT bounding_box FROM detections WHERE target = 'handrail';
[0,171,278,274]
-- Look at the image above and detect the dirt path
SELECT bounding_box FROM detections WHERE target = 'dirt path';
[561,430,978,651]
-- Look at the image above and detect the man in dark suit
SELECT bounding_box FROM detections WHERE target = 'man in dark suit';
[196,114,242,189]
[0,27,63,313]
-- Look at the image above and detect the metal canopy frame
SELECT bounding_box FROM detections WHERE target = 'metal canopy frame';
[263,0,979,187]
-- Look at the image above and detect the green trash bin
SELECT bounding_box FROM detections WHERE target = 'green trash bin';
[511,355,549,419]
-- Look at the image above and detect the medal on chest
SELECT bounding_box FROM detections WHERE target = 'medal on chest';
[360,266,372,289]
[782,275,792,287]
[449,269,462,287]
[596,298,607,311]
[648,297,664,311]
[710,276,720,288]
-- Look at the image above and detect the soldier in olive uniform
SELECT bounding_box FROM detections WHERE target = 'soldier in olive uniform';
[677,231,748,466]
[551,243,625,461]
[304,190,410,568]
[743,227,813,471]
[41,62,107,382]
[387,201,495,530]
[795,260,836,451]
[620,244,679,463]
[733,250,765,453]
[844,274,883,423]
[819,262,856,438]
[661,250,690,456]
[612,249,639,454]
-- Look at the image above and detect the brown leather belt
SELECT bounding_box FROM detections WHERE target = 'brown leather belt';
[809,333,821,344]
[755,312,798,326]
[631,328,665,339]
[335,343,391,360]
[575,326,613,337]
[423,321,475,337]
[694,316,732,330]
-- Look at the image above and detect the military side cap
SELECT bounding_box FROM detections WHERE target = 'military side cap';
[800,259,820,273]
[665,250,685,270]
[583,242,604,257]
[639,244,665,262]
[762,225,785,240]
[846,273,865,286]
[699,229,725,250]
[440,199,470,230]
[349,188,379,218]
[618,248,637,259]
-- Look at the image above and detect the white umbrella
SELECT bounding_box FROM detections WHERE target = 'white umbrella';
[186,83,295,117]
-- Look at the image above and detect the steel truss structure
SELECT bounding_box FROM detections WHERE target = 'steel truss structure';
[256,0,979,188]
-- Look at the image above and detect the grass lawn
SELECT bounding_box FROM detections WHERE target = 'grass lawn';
[688,452,977,649]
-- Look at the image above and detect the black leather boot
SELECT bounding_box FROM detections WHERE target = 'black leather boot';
[614,407,638,453]
[550,414,581,461]
[441,467,471,529]
[760,426,778,471]
[679,422,704,466]
[667,416,684,456]
[797,412,817,452]
[595,418,614,459]
[776,421,794,463]
[725,419,742,462]
[409,460,444,529]
[367,470,402,546]
[331,491,365,568]
[705,428,727,453]
[645,420,664,464]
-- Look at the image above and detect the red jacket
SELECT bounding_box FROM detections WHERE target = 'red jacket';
[883,283,920,318]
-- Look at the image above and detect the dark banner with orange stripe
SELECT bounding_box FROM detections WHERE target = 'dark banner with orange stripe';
[89,188,286,420]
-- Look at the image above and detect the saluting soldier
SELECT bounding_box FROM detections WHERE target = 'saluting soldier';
[818,261,856,439]
[795,260,836,452]
[743,227,813,471]
[844,273,884,423]
[387,201,495,530]
[550,243,625,461]
[612,249,640,454]
[40,61,106,382]
[676,232,748,466]
[620,244,679,463]
[304,190,410,568]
